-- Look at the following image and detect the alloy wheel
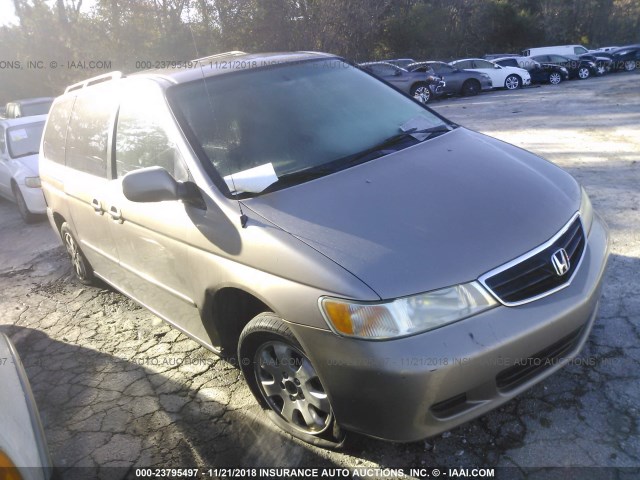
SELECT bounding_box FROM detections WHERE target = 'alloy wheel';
[549,73,562,85]
[412,86,431,104]
[64,232,88,280]
[505,75,520,90]
[254,340,332,434]
[578,67,590,79]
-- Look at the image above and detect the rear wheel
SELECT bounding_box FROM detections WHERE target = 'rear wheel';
[13,185,37,223]
[60,222,95,285]
[577,67,591,79]
[548,72,563,85]
[410,82,431,104]
[504,74,521,90]
[624,60,637,71]
[238,313,344,448]
[461,79,480,96]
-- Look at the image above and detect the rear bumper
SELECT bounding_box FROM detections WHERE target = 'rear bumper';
[290,213,610,442]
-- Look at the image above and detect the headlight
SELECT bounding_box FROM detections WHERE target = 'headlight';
[580,186,594,235]
[0,449,22,480]
[24,176,41,188]
[588,61,596,67]
[320,282,497,340]
[560,67,569,74]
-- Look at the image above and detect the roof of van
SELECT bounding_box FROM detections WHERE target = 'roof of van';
[136,51,337,84]
[58,52,340,95]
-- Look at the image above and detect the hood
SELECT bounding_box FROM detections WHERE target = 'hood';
[245,128,580,300]
[503,66,529,76]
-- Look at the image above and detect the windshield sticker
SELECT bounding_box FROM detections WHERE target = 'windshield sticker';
[9,129,28,142]
[224,162,278,194]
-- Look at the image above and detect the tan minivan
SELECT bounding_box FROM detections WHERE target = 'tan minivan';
[40,52,609,447]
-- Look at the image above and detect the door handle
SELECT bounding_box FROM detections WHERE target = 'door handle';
[107,205,123,223]
[91,198,103,215]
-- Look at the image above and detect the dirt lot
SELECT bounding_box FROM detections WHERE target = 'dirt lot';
[0,71,638,479]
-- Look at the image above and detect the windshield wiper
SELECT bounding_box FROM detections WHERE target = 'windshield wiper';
[259,124,454,194]
[342,124,453,166]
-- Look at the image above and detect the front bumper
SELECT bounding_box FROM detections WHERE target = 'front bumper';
[290,213,610,442]
[522,76,532,86]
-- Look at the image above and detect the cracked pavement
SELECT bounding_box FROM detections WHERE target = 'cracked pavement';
[0,72,638,479]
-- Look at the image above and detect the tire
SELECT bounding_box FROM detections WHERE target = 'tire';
[410,82,431,104]
[624,60,637,72]
[60,222,95,285]
[548,72,563,85]
[13,184,37,223]
[504,74,521,90]
[461,79,480,96]
[577,67,590,79]
[238,313,344,448]
[596,63,607,75]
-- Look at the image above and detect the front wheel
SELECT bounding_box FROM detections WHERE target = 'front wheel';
[577,67,591,79]
[461,79,480,96]
[504,74,521,90]
[410,82,431,104]
[548,72,563,85]
[60,222,95,285]
[624,60,637,72]
[238,313,344,448]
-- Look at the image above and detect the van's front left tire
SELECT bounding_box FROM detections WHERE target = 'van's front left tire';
[60,222,95,285]
[238,313,345,448]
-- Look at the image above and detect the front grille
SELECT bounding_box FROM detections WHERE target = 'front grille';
[496,326,584,391]
[482,215,585,305]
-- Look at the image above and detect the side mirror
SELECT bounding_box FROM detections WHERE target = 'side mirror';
[494,64,502,69]
[122,166,199,203]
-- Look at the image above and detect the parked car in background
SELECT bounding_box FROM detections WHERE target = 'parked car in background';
[0,115,48,222]
[382,58,416,69]
[579,53,613,75]
[408,61,492,96]
[522,44,590,57]
[0,332,53,480]
[609,44,640,71]
[593,46,619,53]
[531,54,597,79]
[358,62,444,103]
[493,57,569,85]
[483,53,520,60]
[40,52,609,446]
[3,97,53,119]
[449,58,531,90]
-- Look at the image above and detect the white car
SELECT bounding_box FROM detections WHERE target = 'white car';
[0,333,53,480]
[449,58,531,90]
[0,115,47,222]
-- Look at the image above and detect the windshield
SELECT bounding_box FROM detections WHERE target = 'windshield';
[7,121,45,158]
[168,59,449,196]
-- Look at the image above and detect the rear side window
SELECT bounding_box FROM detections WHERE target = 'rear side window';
[43,97,75,164]
[66,90,115,177]
[115,83,188,181]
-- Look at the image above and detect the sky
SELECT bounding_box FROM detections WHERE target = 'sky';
[0,0,19,25]
[0,0,96,26]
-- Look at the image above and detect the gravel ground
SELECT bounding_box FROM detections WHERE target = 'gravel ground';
[0,71,638,479]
